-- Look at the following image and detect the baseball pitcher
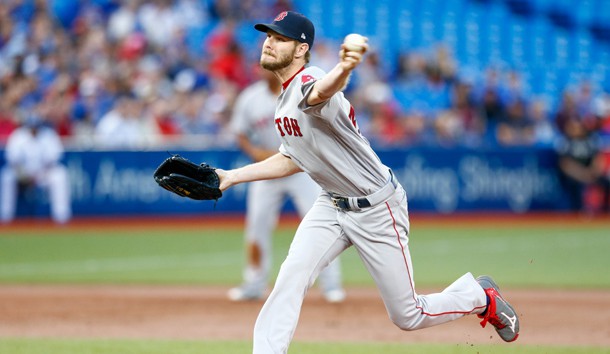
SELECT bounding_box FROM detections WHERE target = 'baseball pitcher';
[160,11,521,354]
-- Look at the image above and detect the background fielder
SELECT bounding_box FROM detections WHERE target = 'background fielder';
[228,68,345,303]
[1,114,71,224]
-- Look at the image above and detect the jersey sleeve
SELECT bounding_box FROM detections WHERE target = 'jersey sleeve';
[298,77,345,124]
[278,143,291,156]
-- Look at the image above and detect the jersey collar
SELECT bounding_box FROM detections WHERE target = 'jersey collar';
[282,66,305,90]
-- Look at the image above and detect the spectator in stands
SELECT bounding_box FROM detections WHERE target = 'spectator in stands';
[40,72,76,137]
[475,68,506,143]
[431,44,457,84]
[355,50,388,86]
[1,112,71,224]
[431,84,484,148]
[174,91,220,136]
[433,109,464,146]
[171,68,214,137]
[0,0,608,153]
[0,100,17,143]
[420,62,452,115]
[496,98,535,146]
[311,39,337,72]
[592,91,610,213]
[391,51,437,145]
[94,94,159,149]
[107,0,139,43]
[393,51,428,85]
[73,70,117,126]
[206,23,251,89]
[202,80,239,144]
[594,91,610,137]
[132,55,175,101]
[0,3,27,68]
[529,98,556,147]
[503,70,529,106]
[555,91,584,135]
[555,118,610,213]
[138,0,181,49]
[148,97,180,137]
[573,80,596,122]
[361,82,409,146]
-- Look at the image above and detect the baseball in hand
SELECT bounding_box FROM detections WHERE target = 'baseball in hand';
[343,33,366,52]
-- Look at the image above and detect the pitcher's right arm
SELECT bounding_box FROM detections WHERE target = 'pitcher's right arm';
[217,153,301,191]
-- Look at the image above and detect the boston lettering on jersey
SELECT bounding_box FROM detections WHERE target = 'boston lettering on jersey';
[275,117,303,137]
[275,105,360,137]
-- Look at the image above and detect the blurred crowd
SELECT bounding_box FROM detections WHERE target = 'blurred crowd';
[0,0,293,149]
[0,0,608,216]
[0,0,609,152]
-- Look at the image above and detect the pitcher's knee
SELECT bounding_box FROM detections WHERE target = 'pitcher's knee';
[388,305,428,331]
[392,319,420,331]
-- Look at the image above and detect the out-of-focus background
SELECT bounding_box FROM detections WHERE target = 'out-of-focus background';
[0,0,609,219]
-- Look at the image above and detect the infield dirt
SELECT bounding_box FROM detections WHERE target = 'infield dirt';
[0,285,608,347]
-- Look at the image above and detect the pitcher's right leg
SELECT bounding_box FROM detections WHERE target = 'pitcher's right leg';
[253,198,349,354]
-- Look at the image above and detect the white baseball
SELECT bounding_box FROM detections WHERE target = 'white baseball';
[343,33,366,52]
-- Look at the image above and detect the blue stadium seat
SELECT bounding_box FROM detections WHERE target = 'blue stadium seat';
[395,1,417,51]
[547,4,576,30]
[504,0,535,17]
[295,0,609,103]
[553,29,573,66]
[185,21,219,57]
[370,1,394,44]
[461,2,491,61]
[591,0,610,23]
[440,10,459,49]
[506,17,529,65]
[527,66,545,94]
[534,18,557,65]
[526,0,553,13]
[572,29,594,67]
[593,43,610,68]
[573,0,596,27]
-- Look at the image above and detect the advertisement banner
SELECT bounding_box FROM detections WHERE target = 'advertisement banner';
[0,147,565,217]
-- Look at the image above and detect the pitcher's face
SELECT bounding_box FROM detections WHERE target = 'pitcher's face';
[260,31,297,71]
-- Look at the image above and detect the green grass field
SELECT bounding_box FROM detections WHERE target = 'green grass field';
[0,338,605,354]
[1,219,609,353]
[1,222,608,288]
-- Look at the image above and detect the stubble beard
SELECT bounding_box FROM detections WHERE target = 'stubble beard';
[260,46,296,71]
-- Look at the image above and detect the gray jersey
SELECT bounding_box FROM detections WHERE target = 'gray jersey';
[276,66,389,197]
[230,80,281,150]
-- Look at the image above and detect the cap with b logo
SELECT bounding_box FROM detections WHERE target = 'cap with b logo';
[254,11,315,48]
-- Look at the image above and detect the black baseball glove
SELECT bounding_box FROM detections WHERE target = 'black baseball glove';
[153,154,222,201]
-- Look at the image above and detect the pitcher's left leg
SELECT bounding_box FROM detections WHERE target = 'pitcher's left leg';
[344,186,487,331]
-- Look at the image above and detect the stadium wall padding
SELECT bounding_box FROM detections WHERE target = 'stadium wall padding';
[0,147,566,217]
